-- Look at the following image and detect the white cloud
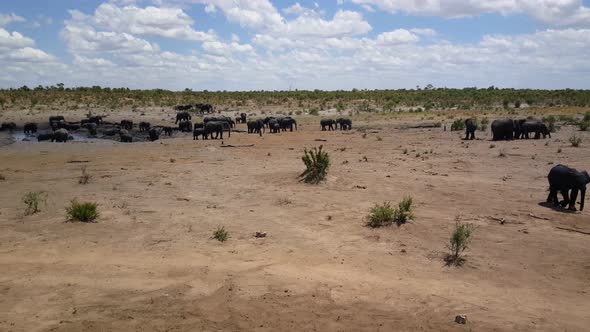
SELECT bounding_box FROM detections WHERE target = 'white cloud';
[5,47,55,62]
[0,28,34,49]
[204,4,217,13]
[0,13,26,26]
[351,0,590,26]
[202,40,255,55]
[411,28,437,36]
[93,3,215,41]
[376,29,419,44]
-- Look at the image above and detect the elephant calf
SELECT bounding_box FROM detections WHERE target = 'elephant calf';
[320,119,336,131]
[464,118,476,140]
[547,164,590,211]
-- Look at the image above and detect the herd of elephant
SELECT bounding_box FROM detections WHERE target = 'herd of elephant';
[463,118,551,141]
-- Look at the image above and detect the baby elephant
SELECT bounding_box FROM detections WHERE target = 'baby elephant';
[547,164,590,211]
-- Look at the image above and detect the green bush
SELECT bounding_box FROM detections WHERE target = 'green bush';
[542,115,557,133]
[450,119,465,131]
[584,112,590,122]
[213,226,229,242]
[479,118,489,131]
[446,222,476,266]
[299,145,330,184]
[580,120,590,131]
[366,196,414,228]
[66,200,98,222]
[23,191,47,215]
[569,134,582,147]
[308,108,319,116]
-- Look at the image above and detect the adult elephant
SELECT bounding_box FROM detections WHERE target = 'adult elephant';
[37,132,53,142]
[178,120,192,132]
[320,119,336,131]
[280,117,297,132]
[205,116,235,128]
[464,118,477,140]
[120,119,133,130]
[175,112,191,124]
[48,115,64,125]
[268,119,281,133]
[514,119,527,139]
[205,121,231,139]
[547,164,590,211]
[24,122,38,134]
[491,119,516,141]
[82,122,98,135]
[163,126,173,136]
[193,128,206,140]
[336,118,352,130]
[0,122,16,131]
[247,119,265,136]
[240,113,247,123]
[139,122,151,132]
[521,119,551,139]
[52,128,69,143]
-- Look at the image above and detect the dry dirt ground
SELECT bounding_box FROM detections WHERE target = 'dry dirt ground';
[1,108,589,332]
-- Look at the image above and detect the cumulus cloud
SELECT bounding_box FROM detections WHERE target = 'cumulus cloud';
[0,28,34,49]
[202,40,255,55]
[0,13,26,26]
[376,29,419,44]
[351,0,590,26]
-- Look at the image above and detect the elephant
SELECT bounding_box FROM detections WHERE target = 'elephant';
[240,113,247,123]
[148,128,159,141]
[547,164,590,211]
[1,122,17,131]
[514,119,527,139]
[205,116,235,128]
[48,115,65,125]
[103,128,120,136]
[24,122,38,134]
[163,126,173,136]
[491,119,516,141]
[247,119,265,136]
[268,119,281,133]
[52,128,69,143]
[193,128,206,140]
[120,119,133,130]
[205,121,231,139]
[336,118,352,130]
[175,112,192,124]
[88,116,103,124]
[119,129,132,143]
[139,122,151,132]
[178,120,192,132]
[521,119,551,139]
[320,119,336,131]
[82,122,98,135]
[464,118,477,140]
[37,132,53,142]
[280,117,298,132]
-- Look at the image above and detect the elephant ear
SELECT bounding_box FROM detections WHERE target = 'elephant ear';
[582,171,590,184]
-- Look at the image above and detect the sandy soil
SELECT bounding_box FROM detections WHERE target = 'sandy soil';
[1,108,589,331]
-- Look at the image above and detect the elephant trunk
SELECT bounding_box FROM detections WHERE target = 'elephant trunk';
[581,188,586,211]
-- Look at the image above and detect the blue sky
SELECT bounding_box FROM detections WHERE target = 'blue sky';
[1,0,590,90]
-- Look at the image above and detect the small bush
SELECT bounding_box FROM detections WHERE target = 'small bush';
[66,200,98,222]
[446,222,476,266]
[366,196,414,228]
[489,144,495,149]
[557,148,562,153]
[23,191,47,215]
[542,115,557,133]
[78,166,92,185]
[366,202,396,228]
[299,145,330,184]
[394,196,414,225]
[376,136,383,141]
[498,149,507,157]
[569,134,582,147]
[0,173,5,181]
[450,119,465,131]
[213,226,229,242]
[479,118,489,131]
[402,148,408,154]
[584,111,590,122]
[308,108,319,116]
[580,120,590,131]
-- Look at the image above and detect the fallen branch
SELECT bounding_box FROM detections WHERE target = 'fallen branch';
[314,139,327,142]
[527,213,550,221]
[67,160,90,163]
[556,227,590,235]
[220,144,255,148]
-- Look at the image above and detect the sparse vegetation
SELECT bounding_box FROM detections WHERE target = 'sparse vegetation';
[308,108,319,116]
[580,120,590,131]
[569,134,582,147]
[299,145,330,184]
[276,197,293,205]
[66,200,99,222]
[376,136,383,141]
[22,191,47,215]
[542,115,557,133]
[450,119,465,131]
[557,148,562,153]
[446,222,476,266]
[489,144,495,148]
[0,173,5,181]
[78,166,92,185]
[479,118,489,131]
[498,149,507,157]
[366,196,414,228]
[213,226,229,242]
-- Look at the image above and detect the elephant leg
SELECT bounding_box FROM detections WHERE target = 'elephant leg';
[569,189,579,211]
[559,189,570,207]
[547,188,558,204]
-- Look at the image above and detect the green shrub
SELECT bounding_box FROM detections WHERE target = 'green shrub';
[299,145,330,184]
[366,196,414,228]
[450,119,465,131]
[580,120,590,131]
[308,108,319,116]
[542,115,557,132]
[23,191,47,215]
[584,112,590,122]
[446,222,476,266]
[394,196,414,225]
[569,134,582,147]
[366,202,396,228]
[66,200,98,222]
[479,118,489,131]
[213,226,229,242]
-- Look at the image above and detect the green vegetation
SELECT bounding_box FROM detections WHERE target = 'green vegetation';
[366,196,414,228]
[213,226,229,242]
[299,145,330,184]
[542,115,557,133]
[446,222,476,266]
[66,200,99,222]
[569,134,582,147]
[479,118,489,131]
[22,191,47,215]
[450,119,465,131]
